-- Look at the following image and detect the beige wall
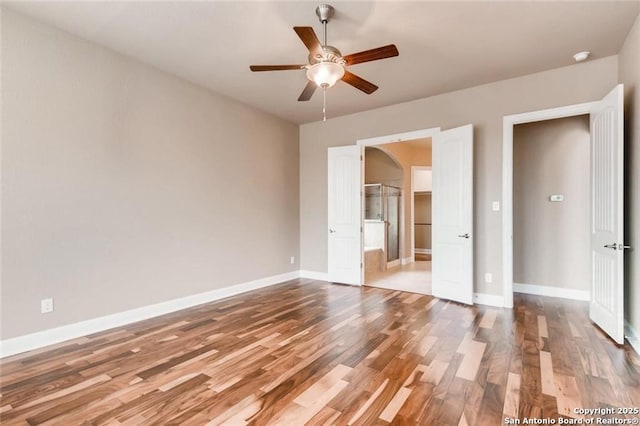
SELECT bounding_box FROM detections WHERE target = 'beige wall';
[300,55,618,295]
[619,14,640,336]
[364,147,402,186]
[0,11,299,339]
[513,116,590,291]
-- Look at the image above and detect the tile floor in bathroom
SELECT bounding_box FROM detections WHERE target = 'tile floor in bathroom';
[365,260,432,295]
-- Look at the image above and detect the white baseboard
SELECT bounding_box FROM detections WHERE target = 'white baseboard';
[0,271,300,359]
[625,321,640,355]
[473,293,505,307]
[387,259,401,268]
[513,282,589,301]
[414,248,432,255]
[299,270,329,281]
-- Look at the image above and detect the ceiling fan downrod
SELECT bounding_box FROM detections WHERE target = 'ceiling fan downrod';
[316,4,334,47]
[316,4,336,122]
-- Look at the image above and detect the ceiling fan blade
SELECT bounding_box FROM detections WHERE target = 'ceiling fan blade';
[341,71,378,94]
[250,65,305,72]
[294,26,323,58]
[343,44,399,66]
[298,80,317,101]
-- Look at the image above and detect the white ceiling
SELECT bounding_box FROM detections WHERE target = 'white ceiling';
[5,1,639,124]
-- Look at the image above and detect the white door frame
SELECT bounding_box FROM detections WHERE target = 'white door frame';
[357,128,441,147]
[502,101,596,308]
[357,127,441,266]
[411,166,432,260]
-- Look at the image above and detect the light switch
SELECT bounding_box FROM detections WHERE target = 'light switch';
[492,201,500,211]
[549,194,564,202]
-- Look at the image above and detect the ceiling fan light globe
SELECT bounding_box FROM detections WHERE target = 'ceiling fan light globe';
[306,62,345,88]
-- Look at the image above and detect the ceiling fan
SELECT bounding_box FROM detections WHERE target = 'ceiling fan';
[249,4,399,104]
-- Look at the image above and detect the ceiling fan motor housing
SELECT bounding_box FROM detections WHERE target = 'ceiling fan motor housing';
[315,4,335,23]
[309,45,346,66]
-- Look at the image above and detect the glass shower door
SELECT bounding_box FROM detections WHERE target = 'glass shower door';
[385,186,400,262]
[365,184,382,220]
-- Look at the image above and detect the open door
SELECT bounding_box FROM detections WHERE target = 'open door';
[589,84,626,344]
[328,145,363,285]
[432,125,474,304]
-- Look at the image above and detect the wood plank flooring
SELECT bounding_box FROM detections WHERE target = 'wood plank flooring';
[1,279,639,425]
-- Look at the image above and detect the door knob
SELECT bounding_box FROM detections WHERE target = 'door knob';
[458,233,470,239]
[604,243,617,250]
[329,229,336,234]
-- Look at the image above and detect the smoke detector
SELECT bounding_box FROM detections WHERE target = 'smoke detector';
[573,51,590,62]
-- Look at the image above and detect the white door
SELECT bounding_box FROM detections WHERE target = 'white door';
[432,125,474,304]
[589,84,625,344]
[328,145,363,285]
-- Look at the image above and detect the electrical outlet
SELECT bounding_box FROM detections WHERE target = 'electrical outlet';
[492,201,500,211]
[484,273,493,283]
[290,256,295,264]
[41,298,54,314]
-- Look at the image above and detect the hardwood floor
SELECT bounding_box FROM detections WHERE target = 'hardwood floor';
[1,279,639,425]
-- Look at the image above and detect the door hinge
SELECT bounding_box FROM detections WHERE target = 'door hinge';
[360,155,363,161]
[361,262,363,268]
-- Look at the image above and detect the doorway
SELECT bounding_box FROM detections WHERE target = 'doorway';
[358,129,437,295]
[512,115,590,300]
[328,124,474,305]
[502,85,626,344]
[503,102,597,308]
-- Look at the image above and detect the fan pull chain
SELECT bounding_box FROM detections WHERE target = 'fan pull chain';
[323,86,327,122]
[322,19,328,122]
